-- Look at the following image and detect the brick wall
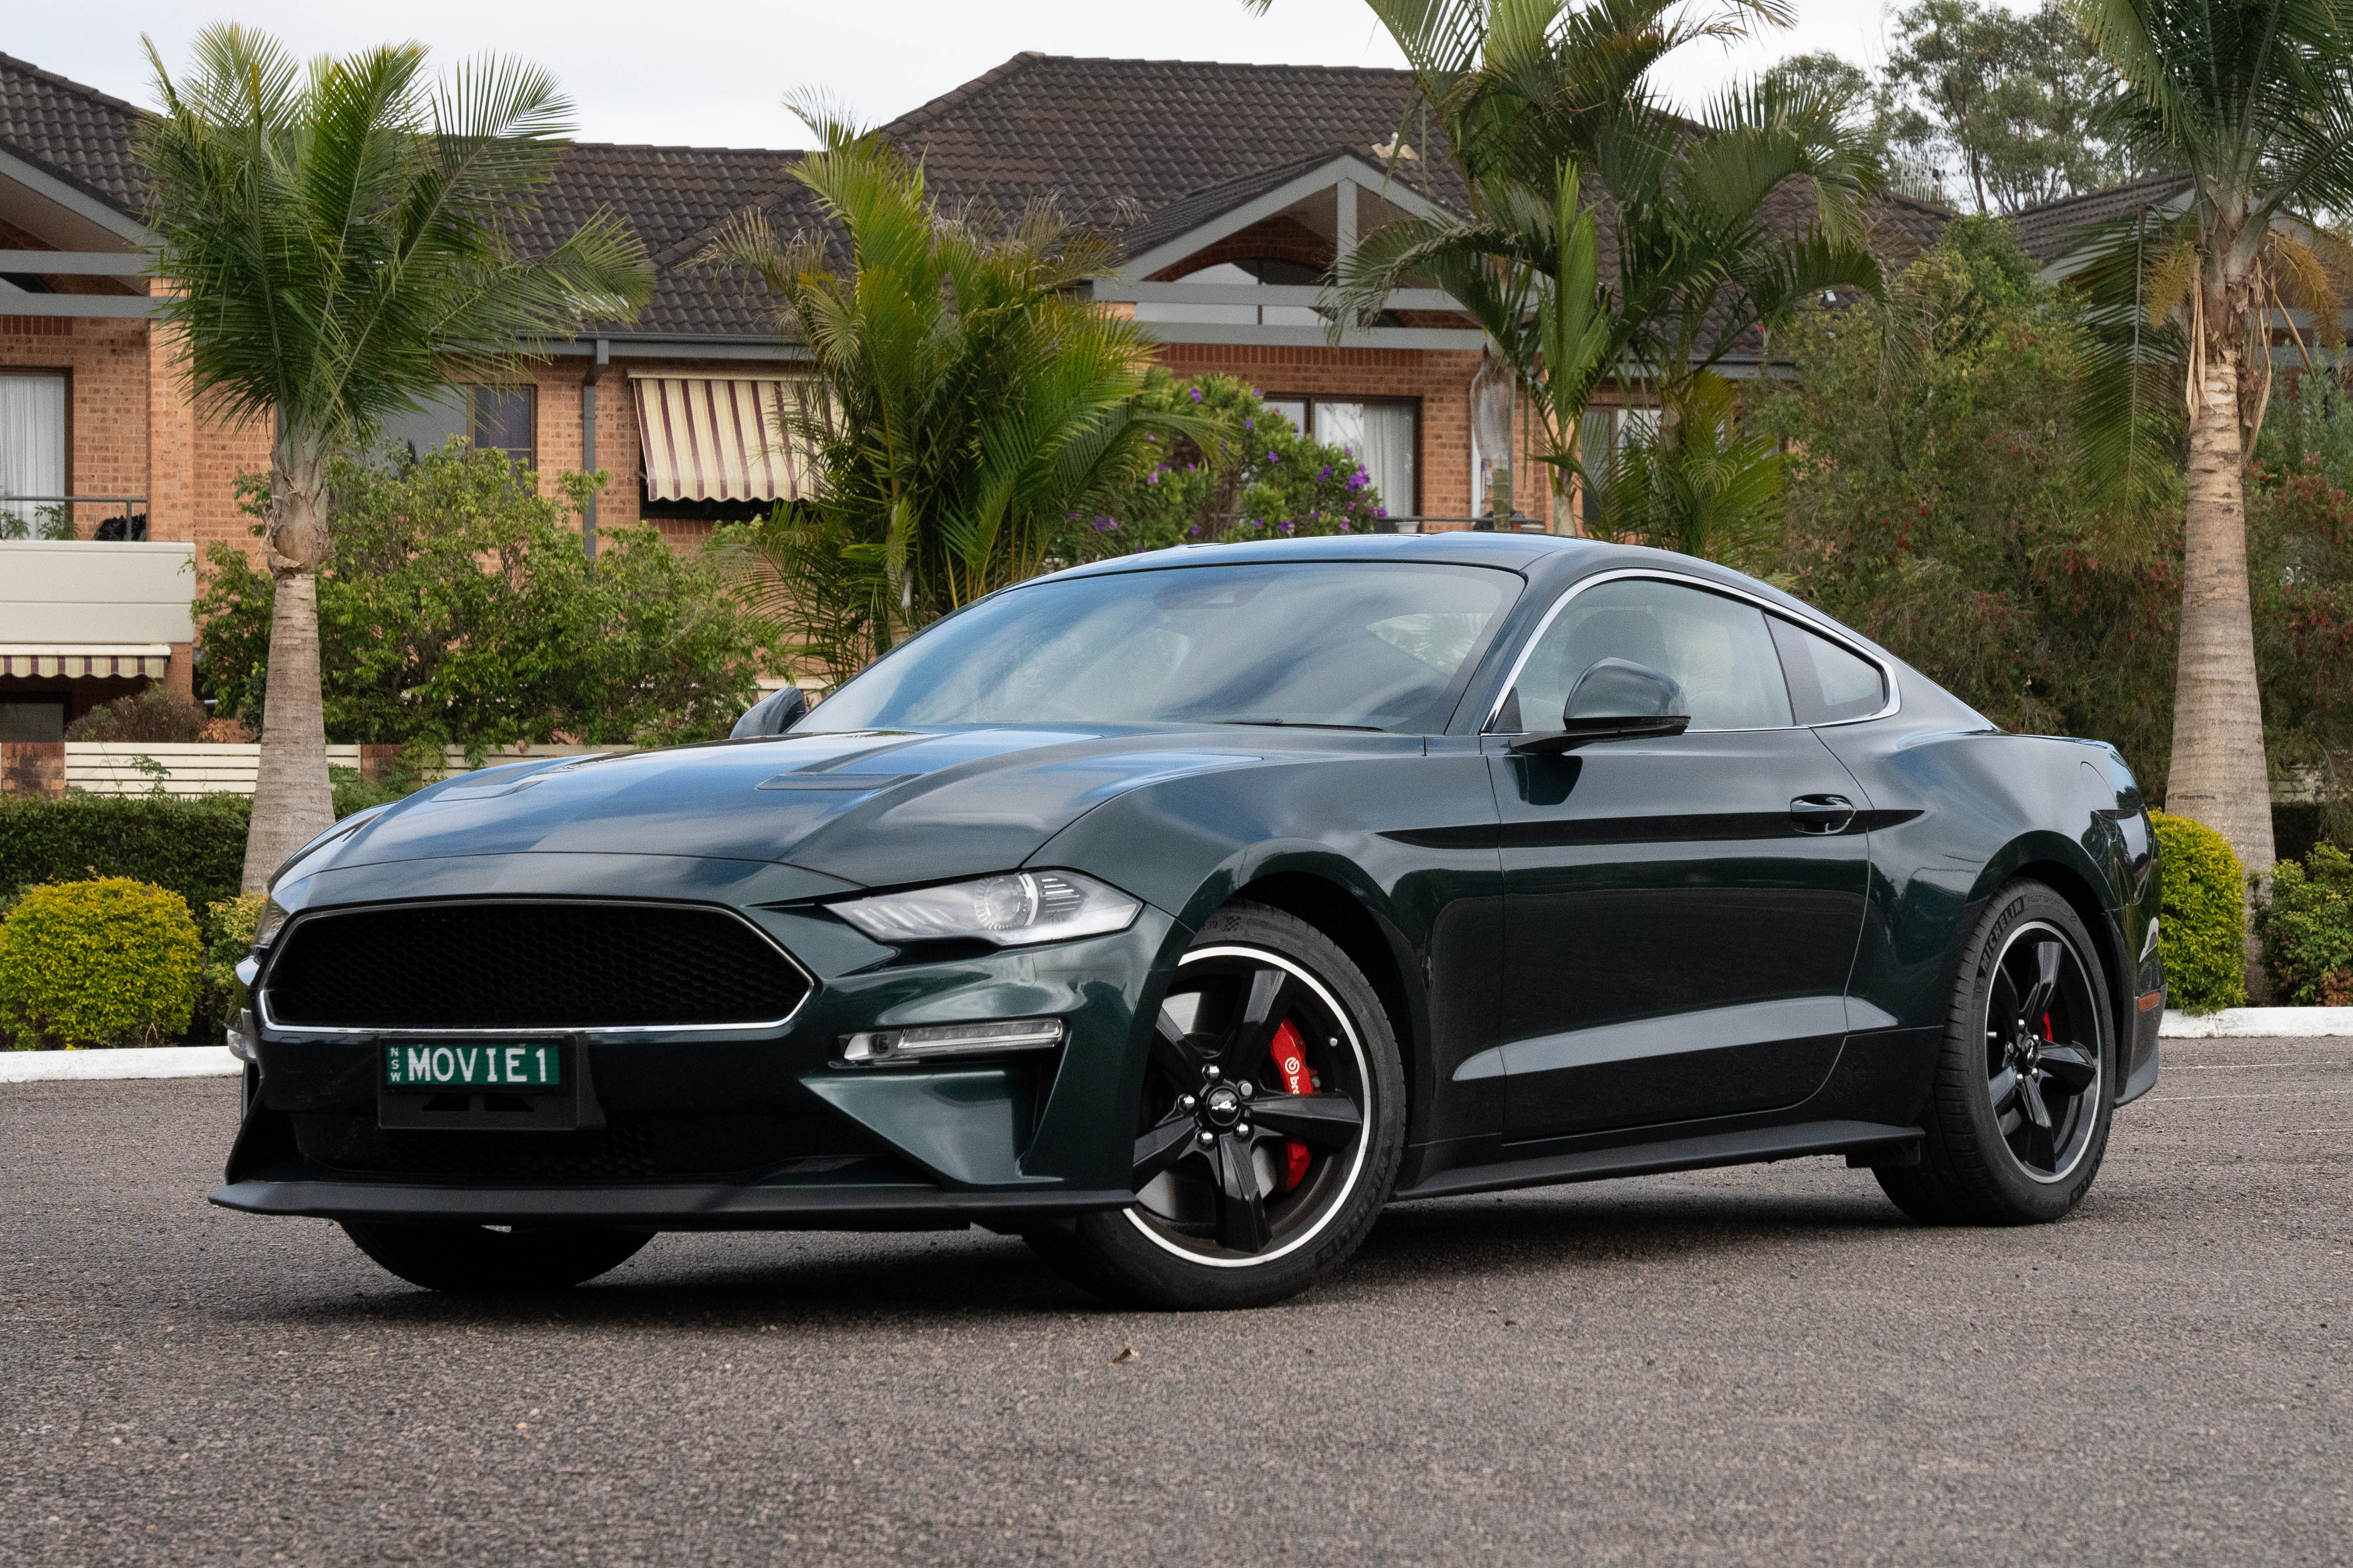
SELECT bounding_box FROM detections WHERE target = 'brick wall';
[0,313,149,537]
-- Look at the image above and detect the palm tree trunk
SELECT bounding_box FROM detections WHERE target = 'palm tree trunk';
[240,458,336,893]
[2165,344,2276,993]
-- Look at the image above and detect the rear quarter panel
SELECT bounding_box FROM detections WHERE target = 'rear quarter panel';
[1814,716,2150,1042]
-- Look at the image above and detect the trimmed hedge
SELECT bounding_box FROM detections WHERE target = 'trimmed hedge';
[0,878,203,1048]
[0,794,252,912]
[2256,842,2353,1006]
[2150,811,2248,1013]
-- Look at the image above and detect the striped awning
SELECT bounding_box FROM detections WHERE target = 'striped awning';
[0,644,171,679]
[632,377,821,504]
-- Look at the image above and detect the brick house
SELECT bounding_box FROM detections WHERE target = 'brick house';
[1,46,1954,745]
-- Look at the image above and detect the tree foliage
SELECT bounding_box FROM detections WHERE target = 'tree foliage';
[694,102,1214,686]
[1888,0,2140,212]
[139,24,654,889]
[196,445,771,749]
[1338,0,1880,547]
[1754,221,2182,783]
[2249,383,2353,838]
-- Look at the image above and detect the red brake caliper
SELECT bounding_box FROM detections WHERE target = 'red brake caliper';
[1269,1019,1314,1192]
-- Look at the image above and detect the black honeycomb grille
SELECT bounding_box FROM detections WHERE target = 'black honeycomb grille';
[264,901,809,1029]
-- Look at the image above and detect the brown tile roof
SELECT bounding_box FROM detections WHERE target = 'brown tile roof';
[0,50,148,213]
[0,45,1959,349]
[2009,173,2192,265]
[523,143,803,338]
[877,52,1466,228]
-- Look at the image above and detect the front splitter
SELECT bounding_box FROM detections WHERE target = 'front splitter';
[210,1176,1135,1231]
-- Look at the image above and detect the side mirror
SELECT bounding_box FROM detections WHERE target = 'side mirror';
[1510,658,1691,755]
[731,685,810,739]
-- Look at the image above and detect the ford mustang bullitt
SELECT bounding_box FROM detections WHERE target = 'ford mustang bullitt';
[216,533,2163,1308]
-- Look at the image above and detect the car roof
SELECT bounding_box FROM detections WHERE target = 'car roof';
[1047,531,1599,577]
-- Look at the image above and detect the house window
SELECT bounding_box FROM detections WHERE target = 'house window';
[1576,405,1659,524]
[379,385,537,468]
[0,371,68,533]
[469,387,536,467]
[0,697,68,743]
[1263,395,1419,517]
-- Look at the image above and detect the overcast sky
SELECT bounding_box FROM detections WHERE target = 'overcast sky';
[12,0,1954,150]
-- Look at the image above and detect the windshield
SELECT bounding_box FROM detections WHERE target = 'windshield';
[801,560,1518,733]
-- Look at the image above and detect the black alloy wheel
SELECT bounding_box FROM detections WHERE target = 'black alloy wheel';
[1128,947,1370,1259]
[1026,902,1404,1309]
[1876,879,2116,1226]
[1982,921,2104,1181]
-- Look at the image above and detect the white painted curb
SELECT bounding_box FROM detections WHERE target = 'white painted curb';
[0,1045,240,1082]
[2160,1008,2353,1038]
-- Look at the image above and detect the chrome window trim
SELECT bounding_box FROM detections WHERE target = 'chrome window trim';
[255,896,818,1038]
[1479,566,1903,733]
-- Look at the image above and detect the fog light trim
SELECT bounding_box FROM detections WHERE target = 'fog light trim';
[838,1017,1065,1067]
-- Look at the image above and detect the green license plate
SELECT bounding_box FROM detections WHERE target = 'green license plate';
[384,1041,563,1089]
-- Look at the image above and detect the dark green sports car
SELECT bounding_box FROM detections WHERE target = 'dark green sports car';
[216,534,2165,1308]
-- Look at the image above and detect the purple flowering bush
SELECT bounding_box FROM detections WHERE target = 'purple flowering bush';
[1067,370,1386,556]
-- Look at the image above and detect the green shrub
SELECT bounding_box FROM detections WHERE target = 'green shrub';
[2150,811,2248,1013]
[1073,370,1391,555]
[2255,842,2353,1006]
[0,794,252,913]
[0,878,204,1048]
[198,443,771,748]
[330,756,433,819]
[196,892,267,1040]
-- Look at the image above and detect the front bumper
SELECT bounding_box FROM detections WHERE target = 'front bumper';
[208,1173,1134,1230]
[213,857,1179,1228]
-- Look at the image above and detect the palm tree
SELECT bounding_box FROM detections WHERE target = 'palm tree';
[2067,0,2353,892]
[1330,0,1881,540]
[696,103,1218,683]
[140,26,653,890]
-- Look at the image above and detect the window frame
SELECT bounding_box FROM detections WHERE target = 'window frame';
[1261,393,1422,516]
[465,384,537,469]
[0,366,72,527]
[1481,567,1901,734]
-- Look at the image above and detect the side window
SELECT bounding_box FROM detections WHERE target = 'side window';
[376,385,535,468]
[1767,616,1888,725]
[468,386,536,468]
[1508,578,1794,731]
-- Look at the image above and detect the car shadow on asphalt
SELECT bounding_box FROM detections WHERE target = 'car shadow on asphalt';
[258,1181,1918,1328]
[1357,1184,1916,1276]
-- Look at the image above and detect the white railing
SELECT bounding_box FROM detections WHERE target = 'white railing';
[61,743,628,797]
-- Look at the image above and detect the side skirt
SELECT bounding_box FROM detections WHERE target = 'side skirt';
[1389,1119,1923,1202]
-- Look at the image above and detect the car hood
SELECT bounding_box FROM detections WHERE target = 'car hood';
[297,727,1292,892]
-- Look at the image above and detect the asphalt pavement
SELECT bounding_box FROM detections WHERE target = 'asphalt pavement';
[3,1038,2346,1567]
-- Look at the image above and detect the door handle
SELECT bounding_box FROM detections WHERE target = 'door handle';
[1790,794,1856,834]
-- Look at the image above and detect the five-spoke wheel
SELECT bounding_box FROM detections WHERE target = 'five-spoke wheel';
[1126,946,1371,1263]
[1877,879,2116,1225]
[1026,902,1403,1308]
[1982,921,2104,1182]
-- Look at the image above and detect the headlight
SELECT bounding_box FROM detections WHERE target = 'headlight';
[832,870,1142,947]
[253,898,292,950]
